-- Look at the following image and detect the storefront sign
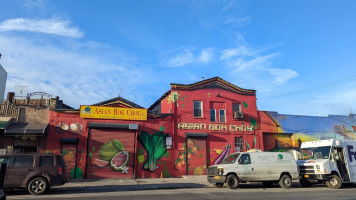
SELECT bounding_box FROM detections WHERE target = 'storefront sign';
[80,105,147,121]
[177,123,254,132]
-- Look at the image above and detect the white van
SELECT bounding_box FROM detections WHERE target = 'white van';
[298,139,356,189]
[207,152,299,189]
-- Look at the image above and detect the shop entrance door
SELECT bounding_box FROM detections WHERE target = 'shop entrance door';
[85,129,135,179]
[186,137,207,175]
[61,144,79,179]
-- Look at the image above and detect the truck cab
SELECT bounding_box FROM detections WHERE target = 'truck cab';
[298,139,354,189]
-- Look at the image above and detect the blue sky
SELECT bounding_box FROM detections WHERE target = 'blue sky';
[1,0,356,116]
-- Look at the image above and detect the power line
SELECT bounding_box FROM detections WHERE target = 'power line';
[259,75,356,100]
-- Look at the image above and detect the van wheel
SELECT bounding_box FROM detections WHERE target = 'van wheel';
[279,175,292,188]
[325,175,342,189]
[226,175,239,189]
[215,183,224,188]
[299,178,312,187]
[262,181,274,188]
[27,177,48,195]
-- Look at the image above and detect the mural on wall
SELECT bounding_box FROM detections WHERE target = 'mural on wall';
[212,144,231,165]
[85,129,134,178]
[167,91,187,108]
[139,131,169,172]
[56,122,84,134]
[264,112,356,152]
[90,139,130,173]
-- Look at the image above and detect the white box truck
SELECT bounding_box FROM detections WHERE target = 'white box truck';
[298,139,356,189]
[207,151,299,189]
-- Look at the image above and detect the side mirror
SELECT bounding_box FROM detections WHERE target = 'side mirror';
[335,156,340,160]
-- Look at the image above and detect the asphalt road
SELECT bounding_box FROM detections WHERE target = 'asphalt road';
[5,183,356,200]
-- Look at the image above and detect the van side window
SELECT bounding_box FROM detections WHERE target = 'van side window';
[238,154,251,165]
[12,156,34,167]
[40,156,54,167]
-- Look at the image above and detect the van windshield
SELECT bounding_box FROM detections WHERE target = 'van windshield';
[221,153,240,164]
[301,146,331,160]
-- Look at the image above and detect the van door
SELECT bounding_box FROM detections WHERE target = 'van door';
[237,153,254,181]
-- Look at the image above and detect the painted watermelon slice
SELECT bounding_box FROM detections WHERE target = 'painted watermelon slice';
[110,151,129,171]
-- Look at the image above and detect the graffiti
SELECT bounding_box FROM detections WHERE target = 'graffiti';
[264,112,356,152]
[139,131,169,172]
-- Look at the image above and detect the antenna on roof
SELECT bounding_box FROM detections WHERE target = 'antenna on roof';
[118,88,123,97]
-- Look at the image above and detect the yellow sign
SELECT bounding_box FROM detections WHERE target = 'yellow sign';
[80,105,147,121]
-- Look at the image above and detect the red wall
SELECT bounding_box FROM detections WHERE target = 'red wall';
[47,86,263,179]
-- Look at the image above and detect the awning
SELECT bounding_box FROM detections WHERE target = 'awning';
[185,132,208,138]
[88,122,138,130]
[4,123,48,136]
[0,117,13,129]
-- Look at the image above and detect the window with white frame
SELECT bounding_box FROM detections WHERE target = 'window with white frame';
[219,109,226,122]
[210,109,216,122]
[235,137,244,152]
[193,101,203,117]
[233,103,241,112]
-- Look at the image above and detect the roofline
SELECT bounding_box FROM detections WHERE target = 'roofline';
[170,77,256,94]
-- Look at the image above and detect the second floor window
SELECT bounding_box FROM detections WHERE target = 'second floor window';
[233,103,241,112]
[210,109,216,122]
[193,101,202,117]
[219,109,226,122]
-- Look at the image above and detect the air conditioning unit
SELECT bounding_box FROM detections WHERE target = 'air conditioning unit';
[233,111,243,119]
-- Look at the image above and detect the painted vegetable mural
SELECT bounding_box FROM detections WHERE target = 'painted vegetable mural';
[139,131,169,172]
[213,144,231,165]
[95,139,130,174]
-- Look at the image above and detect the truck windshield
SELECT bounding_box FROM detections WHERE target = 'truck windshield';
[301,146,331,160]
[221,153,240,164]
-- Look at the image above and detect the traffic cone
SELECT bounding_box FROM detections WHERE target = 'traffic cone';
[160,171,163,178]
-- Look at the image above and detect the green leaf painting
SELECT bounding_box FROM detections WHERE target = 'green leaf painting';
[139,131,169,172]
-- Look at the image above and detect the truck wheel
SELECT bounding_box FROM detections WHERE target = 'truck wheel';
[27,177,48,195]
[262,181,274,188]
[215,183,224,188]
[226,175,239,189]
[325,175,342,189]
[279,175,292,188]
[299,178,312,187]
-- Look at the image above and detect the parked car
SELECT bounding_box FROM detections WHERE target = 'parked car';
[207,151,299,189]
[0,153,67,195]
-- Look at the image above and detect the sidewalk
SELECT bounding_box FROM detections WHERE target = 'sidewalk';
[53,175,212,193]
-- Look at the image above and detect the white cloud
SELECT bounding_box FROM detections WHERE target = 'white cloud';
[0,35,150,108]
[197,48,214,64]
[0,18,83,38]
[220,45,298,89]
[166,49,194,67]
[222,17,252,28]
[165,47,215,67]
[268,68,299,85]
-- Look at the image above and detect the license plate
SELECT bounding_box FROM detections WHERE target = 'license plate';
[214,176,221,179]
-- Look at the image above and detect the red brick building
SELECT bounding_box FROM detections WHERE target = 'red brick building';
[43,77,265,179]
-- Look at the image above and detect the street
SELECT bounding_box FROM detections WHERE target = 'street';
[5,183,356,200]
